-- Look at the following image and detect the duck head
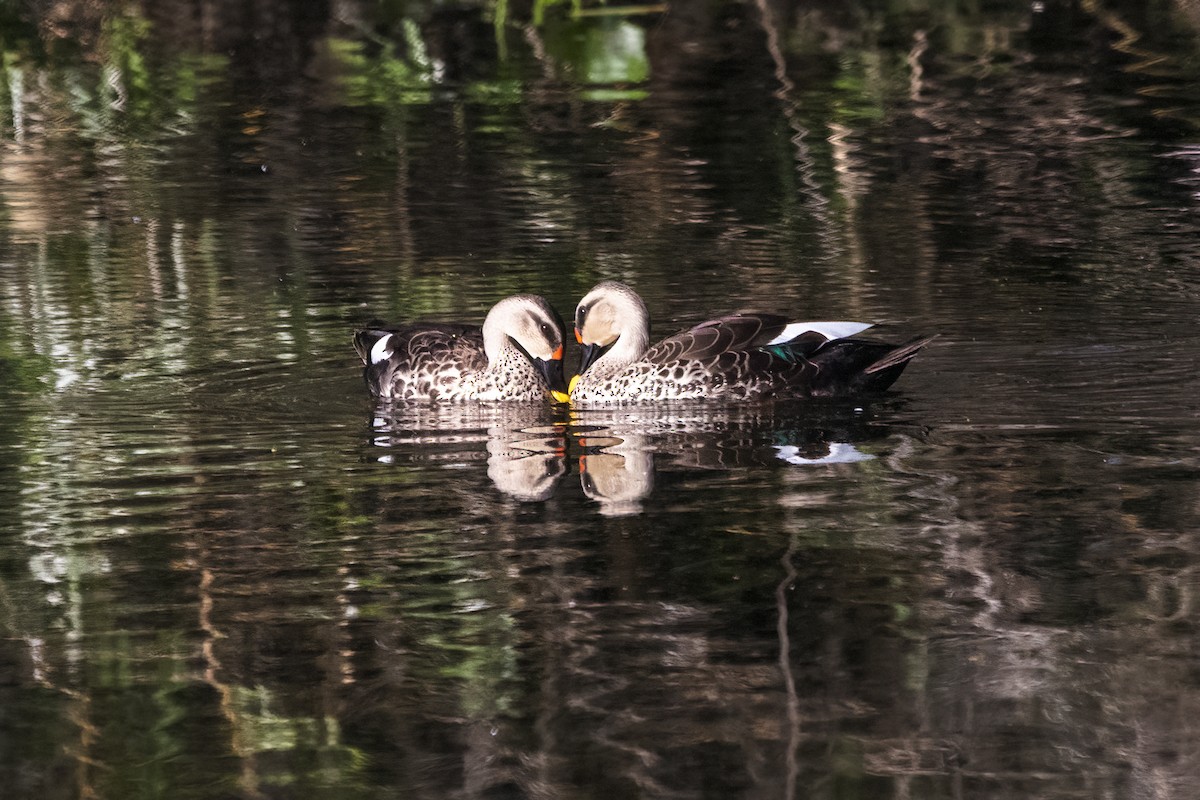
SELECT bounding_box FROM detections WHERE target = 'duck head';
[483,295,570,401]
[574,281,650,381]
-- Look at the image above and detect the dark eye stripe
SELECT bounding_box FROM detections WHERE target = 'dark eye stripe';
[531,312,558,339]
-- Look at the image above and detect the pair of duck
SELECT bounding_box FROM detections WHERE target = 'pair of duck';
[353,282,935,406]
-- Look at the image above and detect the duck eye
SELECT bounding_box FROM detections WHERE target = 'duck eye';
[540,322,552,336]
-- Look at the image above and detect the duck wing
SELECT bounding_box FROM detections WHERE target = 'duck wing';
[634,316,931,399]
[355,322,486,369]
[642,314,872,364]
[631,315,816,397]
[642,314,788,364]
[354,322,489,399]
[397,324,488,373]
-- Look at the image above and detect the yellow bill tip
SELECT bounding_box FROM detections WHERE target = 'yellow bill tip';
[568,374,580,395]
[551,389,571,404]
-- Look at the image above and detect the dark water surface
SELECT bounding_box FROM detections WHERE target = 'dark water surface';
[3,1,1200,798]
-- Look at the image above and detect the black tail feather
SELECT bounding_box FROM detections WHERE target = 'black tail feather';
[809,335,937,396]
[863,335,938,375]
[353,322,393,365]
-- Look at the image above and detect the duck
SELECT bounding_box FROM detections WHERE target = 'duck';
[353,294,570,402]
[569,281,934,405]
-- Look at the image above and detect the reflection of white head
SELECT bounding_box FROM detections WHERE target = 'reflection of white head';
[580,438,654,517]
[486,431,566,502]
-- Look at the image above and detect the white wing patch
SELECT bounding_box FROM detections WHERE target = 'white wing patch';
[369,334,395,365]
[765,321,873,345]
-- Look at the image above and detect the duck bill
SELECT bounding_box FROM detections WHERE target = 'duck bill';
[535,345,570,402]
[578,341,611,375]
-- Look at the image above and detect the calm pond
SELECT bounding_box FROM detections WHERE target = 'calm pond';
[3,1,1200,798]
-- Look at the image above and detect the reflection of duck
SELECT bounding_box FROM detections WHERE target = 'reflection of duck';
[569,281,934,405]
[572,406,887,515]
[772,442,875,465]
[353,295,569,402]
[487,432,567,502]
[367,404,568,502]
[578,435,654,517]
[364,400,892,512]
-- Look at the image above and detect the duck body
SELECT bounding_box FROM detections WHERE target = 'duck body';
[570,281,933,405]
[354,294,568,402]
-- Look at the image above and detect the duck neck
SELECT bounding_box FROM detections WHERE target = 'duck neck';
[484,312,541,382]
[592,325,649,378]
[481,311,508,366]
[483,331,528,376]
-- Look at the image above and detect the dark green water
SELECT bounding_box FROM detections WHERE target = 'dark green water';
[3,1,1200,798]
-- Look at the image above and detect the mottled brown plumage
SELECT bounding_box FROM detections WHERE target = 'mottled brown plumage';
[354,295,567,402]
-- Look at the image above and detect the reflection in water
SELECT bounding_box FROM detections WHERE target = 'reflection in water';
[572,405,885,516]
[367,401,891,515]
[773,441,874,465]
[367,403,568,501]
[486,427,567,502]
[579,436,654,517]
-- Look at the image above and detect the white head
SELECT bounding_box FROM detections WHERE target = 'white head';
[574,281,651,374]
[481,294,567,395]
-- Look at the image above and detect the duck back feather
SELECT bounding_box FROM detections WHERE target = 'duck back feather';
[355,322,488,399]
